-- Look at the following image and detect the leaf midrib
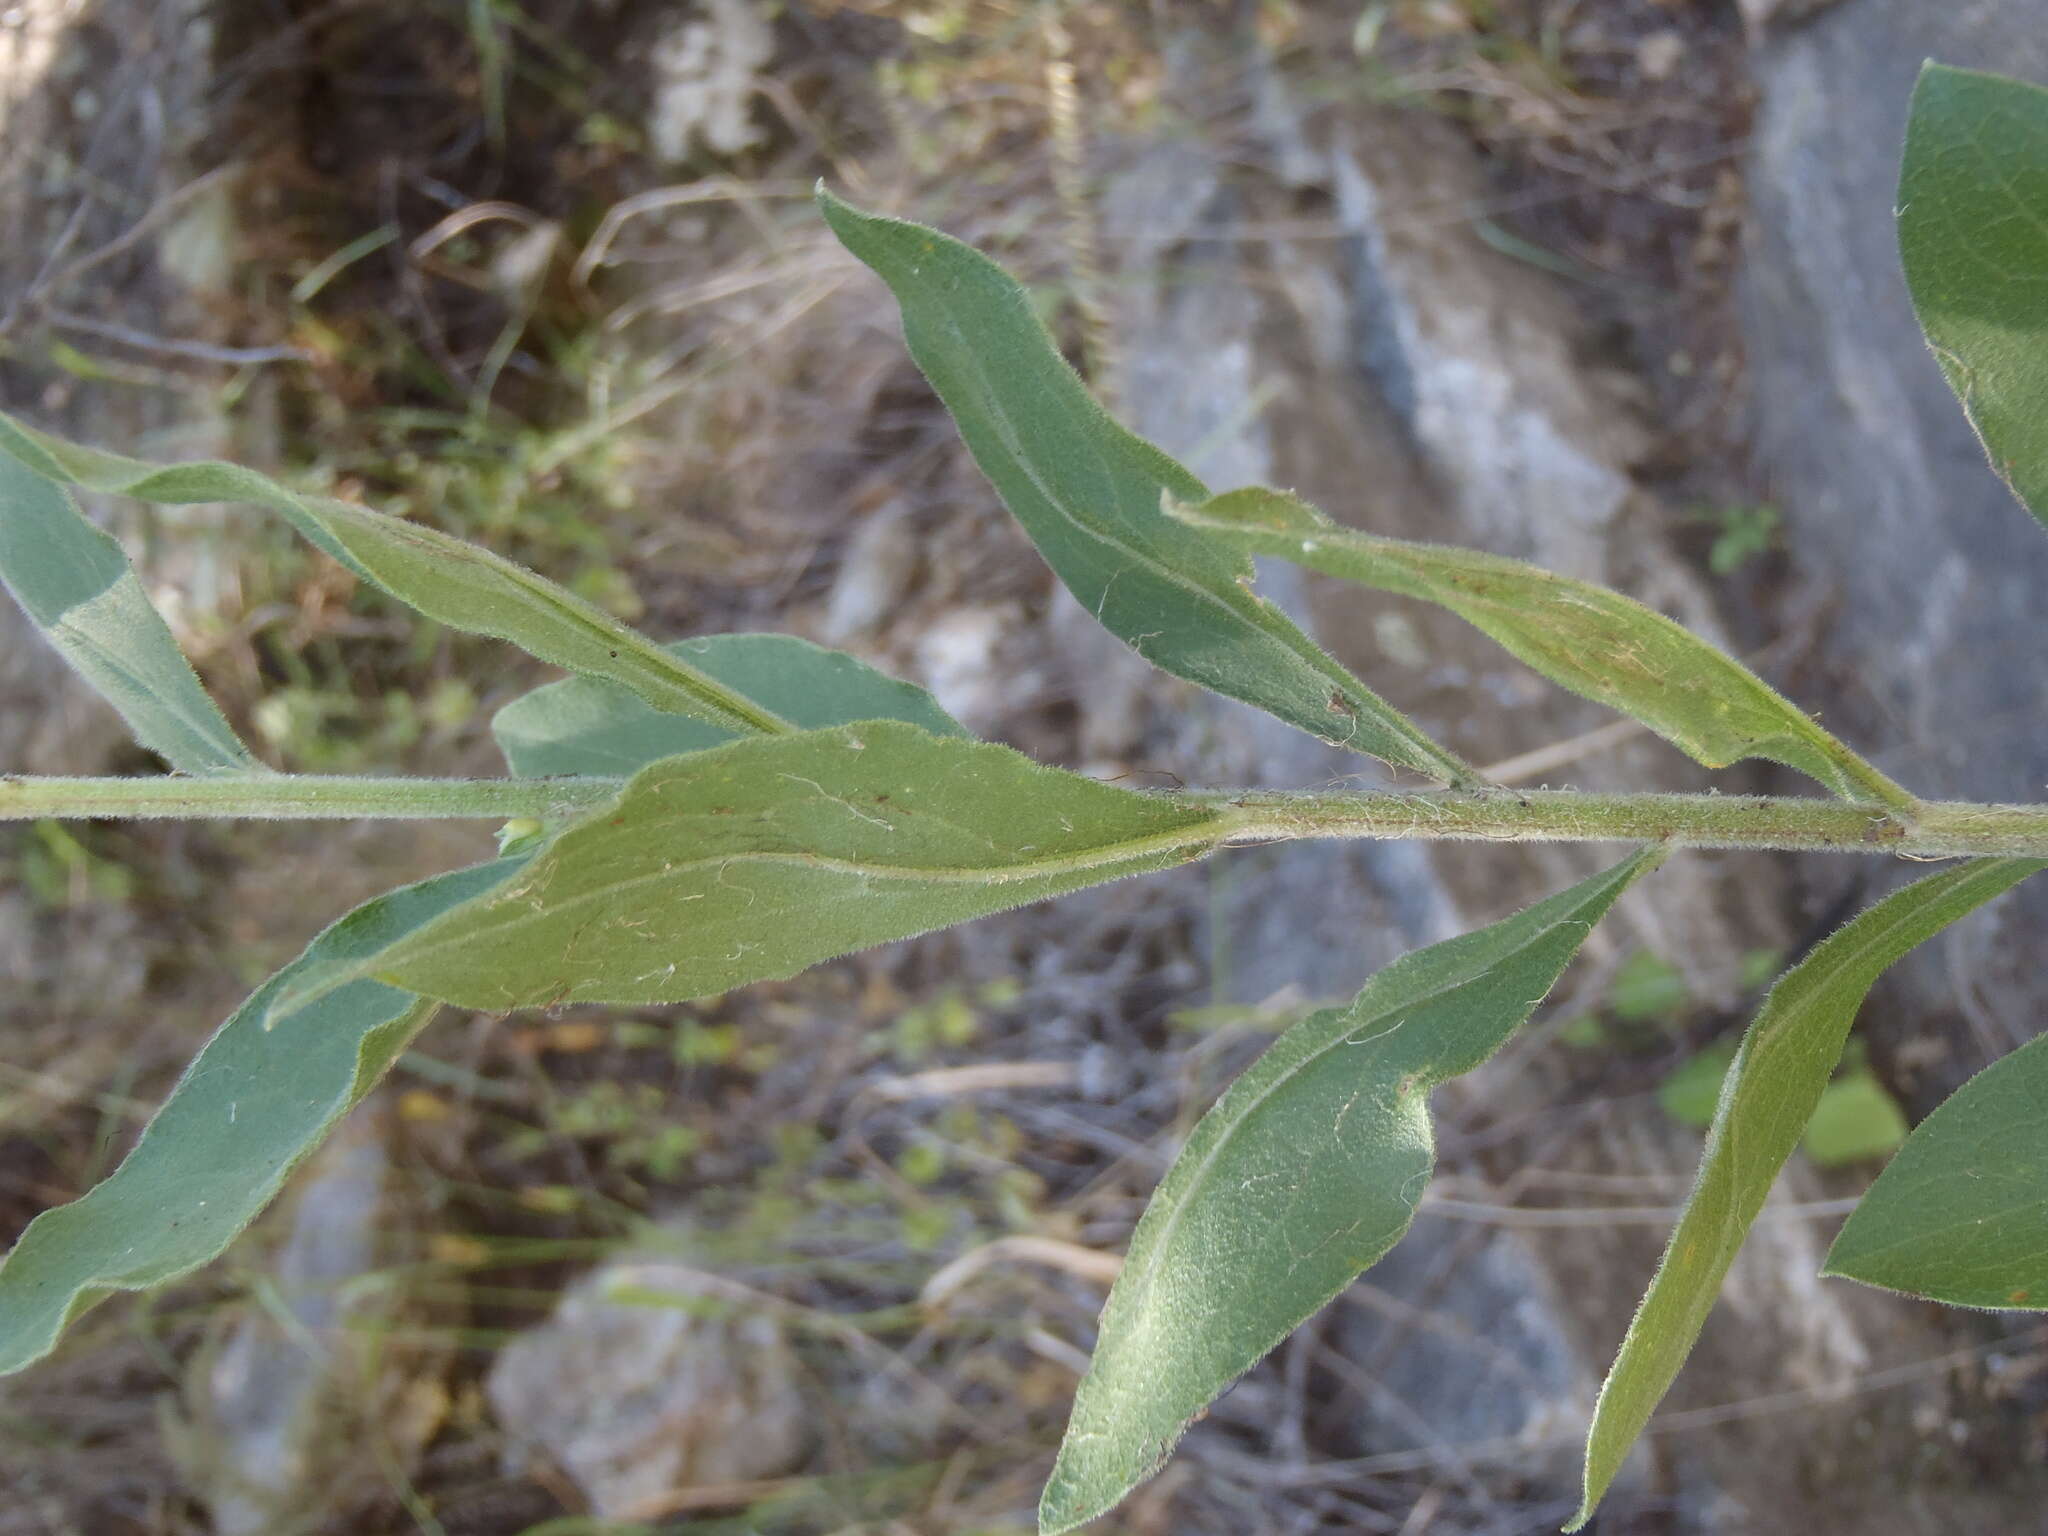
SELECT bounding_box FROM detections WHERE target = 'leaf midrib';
[307,495,795,737]
[380,819,1229,972]
[1185,507,1888,802]
[0,412,800,741]
[1702,862,2022,1262]
[928,281,1461,775]
[54,606,263,773]
[1112,883,1616,1320]
[1585,858,2038,1510]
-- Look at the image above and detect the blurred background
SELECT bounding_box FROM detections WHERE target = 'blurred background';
[3,1,2047,1532]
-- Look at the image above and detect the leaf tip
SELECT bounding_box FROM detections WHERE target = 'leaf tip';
[815,183,869,240]
[1036,1471,1109,1536]
[1038,1419,1183,1536]
[1569,1448,1624,1534]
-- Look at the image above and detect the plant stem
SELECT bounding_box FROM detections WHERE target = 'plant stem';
[0,774,621,822]
[8,774,2048,861]
[1209,789,2048,861]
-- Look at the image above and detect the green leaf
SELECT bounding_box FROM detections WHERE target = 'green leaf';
[1657,1044,1734,1129]
[1039,848,1662,1536]
[0,857,520,1376]
[319,721,1230,1012]
[0,452,260,775]
[1168,487,1914,809]
[1611,948,1689,1025]
[1572,856,2044,1529]
[493,632,965,777]
[1826,1030,2048,1307]
[1900,65,2048,531]
[816,190,1473,787]
[0,410,792,738]
[1802,1070,1909,1168]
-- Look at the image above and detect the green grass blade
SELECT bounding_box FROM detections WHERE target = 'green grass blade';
[1900,65,2048,532]
[1169,487,1914,810]
[1039,848,1662,1536]
[0,453,260,775]
[493,632,966,777]
[817,189,1473,787]
[0,410,793,738]
[1825,1028,2048,1307]
[0,857,522,1376]
[364,721,1232,1011]
[1572,856,2044,1529]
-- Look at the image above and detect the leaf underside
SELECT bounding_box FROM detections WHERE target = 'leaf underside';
[1039,848,1662,1536]
[0,409,790,737]
[0,452,260,774]
[1572,856,2045,1528]
[0,859,522,1376]
[1169,488,1912,809]
[1,626,976,1370]
[817,189,1472,787]
[1826,1027,2048,1308]
[1899,65,2048,532]
[366,721,1231,1011]
[493,631,966,778]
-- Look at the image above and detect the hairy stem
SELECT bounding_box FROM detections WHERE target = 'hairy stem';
[7,774,2048,861]
[1211,789,2048,861]
[0,774,621,822]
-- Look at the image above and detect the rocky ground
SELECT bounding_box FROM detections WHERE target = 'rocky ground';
[2,3,2046,1534]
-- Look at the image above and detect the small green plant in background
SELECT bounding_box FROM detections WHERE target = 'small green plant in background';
[1690,500,1781,576]
[1657,1034,1907,1169]
[0,61,2045,1535]
[16,820,139,910]
[1607,946,1690,1025]
[1801,1060,1910,1167]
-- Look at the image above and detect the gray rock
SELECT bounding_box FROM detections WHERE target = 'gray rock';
[821,499,919,645]
[180,1100,410,1536]
[1745,0,2048,805]
[1095,38,1468,1009]
[1713,11,2048,1521]
[1335,1214,1593,1472]
[1742,0,2048,1085]
[1087,31,1649,1516]
[487,1258,810,1520]
[1057,13,2048,1528]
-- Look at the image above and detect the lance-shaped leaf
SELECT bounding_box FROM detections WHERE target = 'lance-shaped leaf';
[1572,856,2044,1530]
[0,410,792,737]
[494,632,966,778]
[1168,487,1914,810]
[1039,848,1662,1536]
[1899,65,2048,532]
[0,452,260,775]
[817,190,1473,788]
[1826,1028,2048,1308]
[0,857,522,1376]
[314,721,1235,1012]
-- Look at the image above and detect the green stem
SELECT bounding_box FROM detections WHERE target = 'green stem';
[1208,789,2048,861]
[0,774,621,822]
[7,774,2048,861]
